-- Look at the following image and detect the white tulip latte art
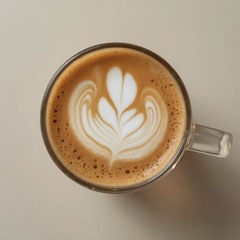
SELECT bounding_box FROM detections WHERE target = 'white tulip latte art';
[46,47,186,186]
[69,67,168,164]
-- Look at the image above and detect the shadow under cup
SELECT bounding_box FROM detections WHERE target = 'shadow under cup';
[40,42,192,193]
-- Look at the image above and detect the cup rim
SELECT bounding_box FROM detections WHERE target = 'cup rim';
[40,42,192,193]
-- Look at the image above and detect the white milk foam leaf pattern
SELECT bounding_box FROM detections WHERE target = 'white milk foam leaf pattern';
[69,66,168,164]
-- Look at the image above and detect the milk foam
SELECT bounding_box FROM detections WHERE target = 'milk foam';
[69,66,168,164]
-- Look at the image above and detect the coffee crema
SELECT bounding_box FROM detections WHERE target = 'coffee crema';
[46,47,186,187]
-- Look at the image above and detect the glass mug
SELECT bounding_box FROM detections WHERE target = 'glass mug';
[41,43,233,193]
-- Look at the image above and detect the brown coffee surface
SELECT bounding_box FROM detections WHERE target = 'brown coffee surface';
[46,47,186,187]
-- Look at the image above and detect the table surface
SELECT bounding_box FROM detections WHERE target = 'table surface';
[1,1,240,240]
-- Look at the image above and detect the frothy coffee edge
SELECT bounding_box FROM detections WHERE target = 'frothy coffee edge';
[46,48,186,187]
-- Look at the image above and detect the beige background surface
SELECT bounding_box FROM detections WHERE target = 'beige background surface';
[1,1,240,239]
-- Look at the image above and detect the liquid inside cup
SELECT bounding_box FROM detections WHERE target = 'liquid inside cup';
[45,47,186,187]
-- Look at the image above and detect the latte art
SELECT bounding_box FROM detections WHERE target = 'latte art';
[46,46,186,187]
[69,67,168,163]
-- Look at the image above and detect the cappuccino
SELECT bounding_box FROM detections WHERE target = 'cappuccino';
[45,47,186,187]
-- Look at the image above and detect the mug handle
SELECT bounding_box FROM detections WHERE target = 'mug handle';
[187,123,233,157]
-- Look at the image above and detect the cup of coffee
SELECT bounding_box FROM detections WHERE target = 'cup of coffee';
[41,43,233,193]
